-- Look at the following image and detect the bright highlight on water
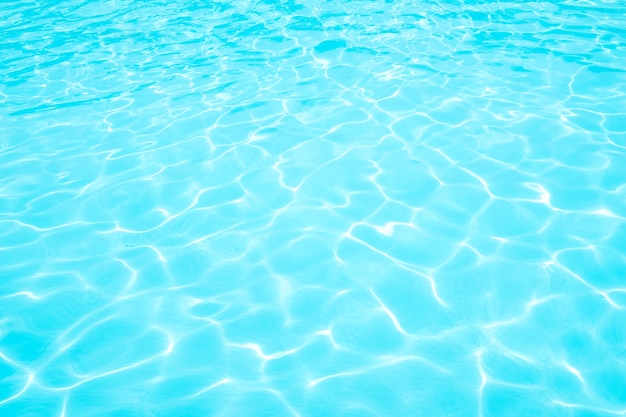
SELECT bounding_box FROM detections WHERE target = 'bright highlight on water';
[1,0,625,416]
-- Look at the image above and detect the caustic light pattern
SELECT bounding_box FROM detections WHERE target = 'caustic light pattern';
[1,0,626,416]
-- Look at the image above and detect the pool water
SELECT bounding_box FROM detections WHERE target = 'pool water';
[1,0,625,416]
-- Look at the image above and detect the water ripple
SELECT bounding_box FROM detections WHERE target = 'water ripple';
[1,0,625,416]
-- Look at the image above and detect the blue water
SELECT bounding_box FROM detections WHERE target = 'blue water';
[1,0,625,415]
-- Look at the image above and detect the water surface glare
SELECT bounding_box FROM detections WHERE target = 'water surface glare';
[1,0,626,416]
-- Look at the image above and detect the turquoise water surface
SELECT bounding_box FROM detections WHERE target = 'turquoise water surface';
[1,0,626,416]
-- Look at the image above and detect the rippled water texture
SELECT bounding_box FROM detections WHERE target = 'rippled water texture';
[1,0,626,415]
